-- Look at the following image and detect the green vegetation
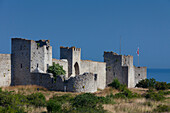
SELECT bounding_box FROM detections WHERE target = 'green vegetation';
[108,78,140,99]
[27,92,46,107]
[47,62,66,81]
[145,90,165,101]
[136,78,169,90]
[154,104,170,112]
[0,77,169,113]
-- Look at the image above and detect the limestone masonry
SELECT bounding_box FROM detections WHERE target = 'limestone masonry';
[0,38,147,92]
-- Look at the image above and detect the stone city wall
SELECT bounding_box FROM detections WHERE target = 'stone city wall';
[80,60,106,89]
[31,72,97,92]
[0,54,11,86]
[134,66,147,85]
[11,38,31,85]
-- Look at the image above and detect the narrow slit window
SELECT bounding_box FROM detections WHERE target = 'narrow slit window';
[21,64,22,68]
[37,64,39,68]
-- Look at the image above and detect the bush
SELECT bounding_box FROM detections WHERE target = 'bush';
[114,89,140,99]
[154,104,170,112]
[168,83,170,89]
[136,78,156,88]
[108,78,128,92]
[47,62,66,81]
[51,94,73,104]
[136,78,169,91]
[27,92,46,107]
[0,91,27,113]
[108,78,121,89]
[145,91,165,101]
[72,93,99,108]
[47,99,61,113]
[155,82,168,90]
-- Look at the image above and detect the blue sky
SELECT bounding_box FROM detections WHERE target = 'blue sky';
[0,0,170,68]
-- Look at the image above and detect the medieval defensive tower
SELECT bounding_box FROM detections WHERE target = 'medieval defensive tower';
[104,51,146,88]
[11,38,52,85]
[60,46,81,77]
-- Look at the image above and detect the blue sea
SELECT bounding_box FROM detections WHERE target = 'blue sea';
[147,69,170,83]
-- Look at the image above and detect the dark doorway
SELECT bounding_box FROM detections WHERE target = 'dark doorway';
[74,62,79,75]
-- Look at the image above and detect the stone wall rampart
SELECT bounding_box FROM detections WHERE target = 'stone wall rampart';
[0,54,11,86]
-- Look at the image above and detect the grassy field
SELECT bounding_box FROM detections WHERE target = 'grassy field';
[1,85,169,113]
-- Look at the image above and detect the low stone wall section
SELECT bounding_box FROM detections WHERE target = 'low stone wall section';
[66,73,97,92]
[134,66,147,85]
[30,72,97,92]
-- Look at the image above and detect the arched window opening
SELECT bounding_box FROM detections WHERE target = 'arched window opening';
[74,62,79,75]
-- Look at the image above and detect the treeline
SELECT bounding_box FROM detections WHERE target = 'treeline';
[135,78,170,90]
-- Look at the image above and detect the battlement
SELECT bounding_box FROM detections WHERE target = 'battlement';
[12,38,50,47]
[60,46,81,51]
[104,51,119,55]
[36,40,50,47]
[104,51,132,57]
[12,38,32,41]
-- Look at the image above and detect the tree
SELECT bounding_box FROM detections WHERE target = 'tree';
[47,62,66,81]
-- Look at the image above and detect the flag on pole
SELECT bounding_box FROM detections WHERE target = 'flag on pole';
[137,47,139,56]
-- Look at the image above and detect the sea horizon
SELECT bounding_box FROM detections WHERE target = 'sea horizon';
[147,68,170,83]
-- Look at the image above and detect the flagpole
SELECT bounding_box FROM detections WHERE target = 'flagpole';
[138,55,139,66]
[120,36,121,55]
[137,47,139,67]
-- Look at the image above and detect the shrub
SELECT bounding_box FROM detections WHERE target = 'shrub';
[145,91,165,101]
[47,62,66,81]
[108,78,121,89]
[135,78,156,88]
[155,82,168,90]
[154,104,170,112]
[27,92,46,107]
[168,83,170,89]
[47,62,66,76]
[47,99,61,113]
[0,91,27,113]
[51,94,73,104]
[72,93,99,108]
[114,89,140,99]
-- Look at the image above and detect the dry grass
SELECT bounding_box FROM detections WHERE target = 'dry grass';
[104,98,170,113]
[1,85,170,113]
[95,87,119,97]
[1,85,79,100]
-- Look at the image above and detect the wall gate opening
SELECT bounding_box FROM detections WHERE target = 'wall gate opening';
[74,62,79,75]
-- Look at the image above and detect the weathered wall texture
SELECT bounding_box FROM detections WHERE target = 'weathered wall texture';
[104,52,126,85]
[30,40,52,73]
[11,38,52,85]
[52,59,68,78]
[11,38,31,85]
[60,46,106,90]
[0,54,11,86]
[67,73,97,92]
[31,72,97,92]
[104,51,146,88]
[80,60,106,89]
[60,47,81,77]
[134,66,147,85]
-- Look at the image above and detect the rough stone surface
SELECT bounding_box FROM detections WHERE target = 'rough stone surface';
[0,38,147,92]
[31,72,97,92]
[60,47,106,89]
[0,54,11,86]
[134,66,147,85]
[11,38,52,85]
[80,60,106,89]
[104,51,147,88]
